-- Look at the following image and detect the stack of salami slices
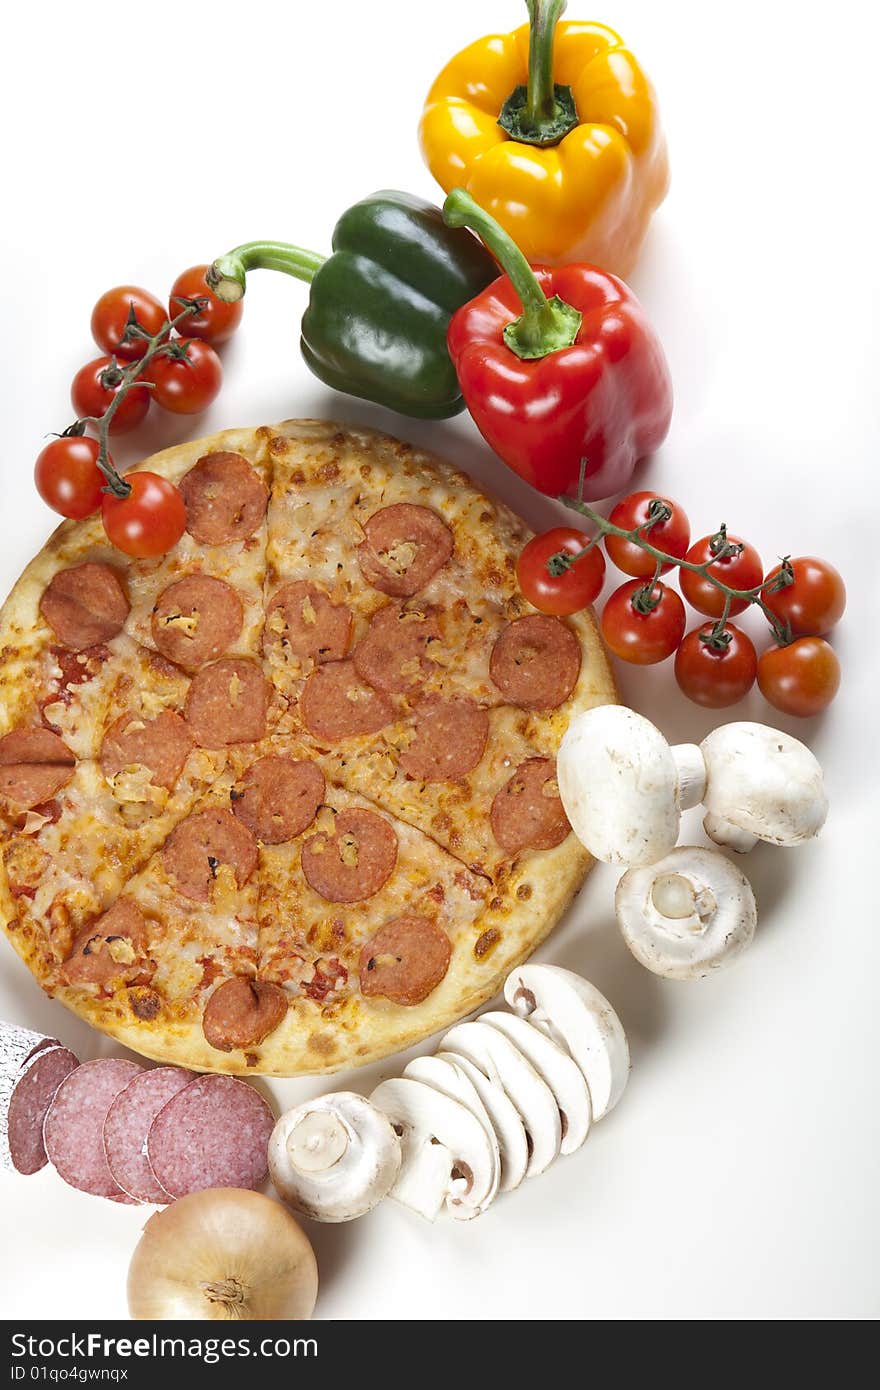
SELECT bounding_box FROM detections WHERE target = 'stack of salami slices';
[1,1020,273,1202]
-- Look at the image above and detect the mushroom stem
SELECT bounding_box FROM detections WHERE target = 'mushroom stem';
[287,1111,349,1173]
[703,812,759,854]
[673,744,706,810]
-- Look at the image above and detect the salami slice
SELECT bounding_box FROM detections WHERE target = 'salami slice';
[263,581,351,667]
[151,575,243,671]
[162,808,258,903]
[490,757,571,854]
[0,728,75,809]
[357,503,453,597]
[147,1075,274,1197]
[100,710,193,792]
[489,615,581,710]
[202,978,288,1052]
[62,898,151,988]
[398,696,489,782]
[39,562,130,651]
[6,1045,79,1175]
[352,603,441,694]
[103,1066,194,1203]
[179,451,268,545]
[231,756,324,843]
[301,807,397,903]
[2,1021,66,1170]
[300,660,393,742]
[185,659,269,747]
[43,1058,143,1200]
[359,914,452,1006]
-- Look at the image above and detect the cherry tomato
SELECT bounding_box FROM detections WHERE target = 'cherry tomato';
[70,357,151,436]
[148,340,223,415]
[169,265,243,345]
[102,472,186,557]
[600,579,686,665]
[757,637,840,717]
[516,527,606,615]
[34,436,106,519]
[605,491,691,577]
[679,531,763,617]
[762,556,846,637]
[90,286,167,361]
[674,623,757,708]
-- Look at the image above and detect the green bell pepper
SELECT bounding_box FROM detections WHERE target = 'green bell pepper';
[208,190,498,419]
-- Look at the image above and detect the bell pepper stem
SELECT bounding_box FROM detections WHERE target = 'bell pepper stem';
[497,1,578,147]
[207,241,327,303]
[443,188,581,360]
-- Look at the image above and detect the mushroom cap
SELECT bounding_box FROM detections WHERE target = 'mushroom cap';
[440,1020,562,1177]
[480,1012,592,1155]
[615,846,758,980]
[700,722,828,846]
[557,706,681,866]
[268,1091,401,1223]
[503,964,630,1120]
[369,1076,497,1222]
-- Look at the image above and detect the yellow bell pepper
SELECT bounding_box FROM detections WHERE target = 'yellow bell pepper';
[419,1,668,275]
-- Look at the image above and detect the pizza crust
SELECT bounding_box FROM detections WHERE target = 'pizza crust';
[0,420,617,1076]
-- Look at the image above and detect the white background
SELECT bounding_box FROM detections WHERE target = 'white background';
[1,0,878,1321]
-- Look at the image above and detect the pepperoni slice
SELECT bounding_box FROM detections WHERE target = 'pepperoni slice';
[263,581,351,668]
[302,807,397,903]
[62,898,151,988]
[489,615,581,710]
[202,977,288,1052]
[359,914,452,1006]
[0,728,75,809]
[151,575,243,671]
[300,660,393,742]
[231,756,325,843]
[178,451,268,544]
[162,807,258,902]
[398,697,489,783]
[352,603,442,695]
[490,758,571,855]
[39,562,129,651]
[358,503,453,597]
[100,710,193,791]
[185,659,269,747]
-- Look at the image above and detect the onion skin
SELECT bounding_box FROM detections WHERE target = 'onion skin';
[127,1188,318,1321]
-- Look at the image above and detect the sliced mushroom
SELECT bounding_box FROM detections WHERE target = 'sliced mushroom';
[268,1092,401,1223]
[480,1011,591,1155]
[440,1020,562,1177]
[435,1051,529,1193]
[615,846,757,980]
[369,1076,497,1222]
[404,1055,500,1207]
[503,964,630,1121]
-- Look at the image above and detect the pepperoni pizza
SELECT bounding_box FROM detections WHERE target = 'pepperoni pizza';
[0,422,616,1075]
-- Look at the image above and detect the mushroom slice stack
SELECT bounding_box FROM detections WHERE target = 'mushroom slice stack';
[434,1051,529,1192]
[503,964,630,1121]
[403,1055,501,1208]
[440,1020,562,1177]
[268,1092,401,1223]
[615,846,757,980]
[369,1076,497,1222]
[480,1011,592,1154]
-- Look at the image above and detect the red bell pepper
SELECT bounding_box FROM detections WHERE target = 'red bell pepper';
[443,189,673,500]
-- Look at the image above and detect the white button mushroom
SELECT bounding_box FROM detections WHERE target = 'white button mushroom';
[700,722,828,852]
[557,706,706,866]
[503,964,630,1120]
[268,1092,401,1223]
[615,846,758,980]
[369,1077,497,1222]
[434,1051,530,1193]
[480,1011,592,1155]
[403,1054,501,1208]
[440,1021,562,1177]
